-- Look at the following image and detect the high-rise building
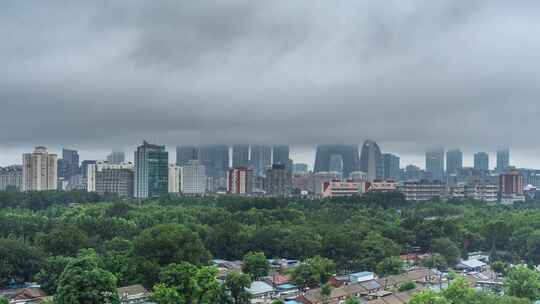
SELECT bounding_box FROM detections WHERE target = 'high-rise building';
[474,152,489,171]
[176,146,199,166]
[496,149,510,172]
[134,141,169,198]
[227,167,253,195]
[199,145,229,174]
[87,161,134,197]
[446,149,463,175]
[314,145,360,179]
[81,160,96,179]
[425,147,445,181]
[168,164,181,193]
[58,148,80,179]
[329,154,344,178]
[107,151,125,164]
[250,145,272,177]
[199,145,229,191]
[265,164,292,196]
[360,140,383,181]
[181,160,207,195]
[310,171,341,195]
[382,153,400,181]
[0,166,23,191]
[272,145,290,165]
[22,146,58,191]
[293,163,309,174]
[232,145,250,168]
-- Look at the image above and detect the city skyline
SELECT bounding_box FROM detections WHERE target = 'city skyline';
[1,143,535,173]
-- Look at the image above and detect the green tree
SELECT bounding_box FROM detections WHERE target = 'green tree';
[271,300,285,304]
[194,266,225,304]
[526,230,540,265]
[0,296,8,304]
[36,256,74,294]
[358,232,400,270]
[504,265,540,301]
[291,256,335,289]
[242,251,269,280]
[398,281,416,292]
[376,256,403,276]
[409,290,449,304]
[431,238,460,267]
[37,226,89,257]
[151,284,183,304]
[159,263,198,304]
[55,250,119,304]
[441,277,476,304]
[0,237,43,285]
[225,272,251,304]
[134,224,210,267]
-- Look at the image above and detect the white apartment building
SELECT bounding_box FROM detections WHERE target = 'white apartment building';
[22,146,57,191]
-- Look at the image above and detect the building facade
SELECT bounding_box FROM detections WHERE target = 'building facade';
[232,145,250,168]
[446,149,463,176]
[181,160,207,195]
[474,152,489,172]
[425,148,445,181]
[0,166,23,191]
[250,145,272,177]
[314,145,360,179]
[398,180,445,201]
[22,146,58,191]
[382,153,400,181]
[496,149,510,172]
[265,164,292,196]
[321,181,366,198]
[88,161,135,197]
[272,145,290,166]
[360,140,383,181]
[176,146,199,166]
[107,151,126,164]
[134,141,169,198]
[227,167,253,195]
[168,164,181,193]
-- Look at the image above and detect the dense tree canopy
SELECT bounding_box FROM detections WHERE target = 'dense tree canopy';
[3,190,540,304]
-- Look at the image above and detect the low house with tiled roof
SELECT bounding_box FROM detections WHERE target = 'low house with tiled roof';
[117,284,151,304]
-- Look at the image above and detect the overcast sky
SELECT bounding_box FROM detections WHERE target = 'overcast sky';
[2,1,540,169]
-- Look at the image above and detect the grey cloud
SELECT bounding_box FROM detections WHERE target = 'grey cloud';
[2,1,540,166]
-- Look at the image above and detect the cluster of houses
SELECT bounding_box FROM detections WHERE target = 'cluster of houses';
[0,253,500,304]
[0,284,152,304]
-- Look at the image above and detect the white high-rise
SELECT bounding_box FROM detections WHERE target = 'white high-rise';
[168,164,181,193]
[22,146,58,191]
[181,160,206,195]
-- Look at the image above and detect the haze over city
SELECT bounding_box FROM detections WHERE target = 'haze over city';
[3,1,540,167]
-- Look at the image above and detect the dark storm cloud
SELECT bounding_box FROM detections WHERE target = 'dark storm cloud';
[2,0,540,162]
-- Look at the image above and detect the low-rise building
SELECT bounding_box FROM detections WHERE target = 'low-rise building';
[87,161,135,198]
[321,181,366,198]
[0,165,22,191]
[398,180,445,201]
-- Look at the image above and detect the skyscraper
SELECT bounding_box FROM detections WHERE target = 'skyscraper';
[134,141,169,198]
[474,152,489,171]
[314,145,360,179]
[382,153,400,180]
[360,140,383,181]
[199,145,229,175]
[107,151,125,164]
[60,148,80,179]
[22,146,58,191]
[176,146,199,166]
[250,145,272,177]
[329,154,344,177]
[446,149,463,175]
[272,145,290,165]
[496,149,510,172]
[232,145,250,168]
[425,147,445,181]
